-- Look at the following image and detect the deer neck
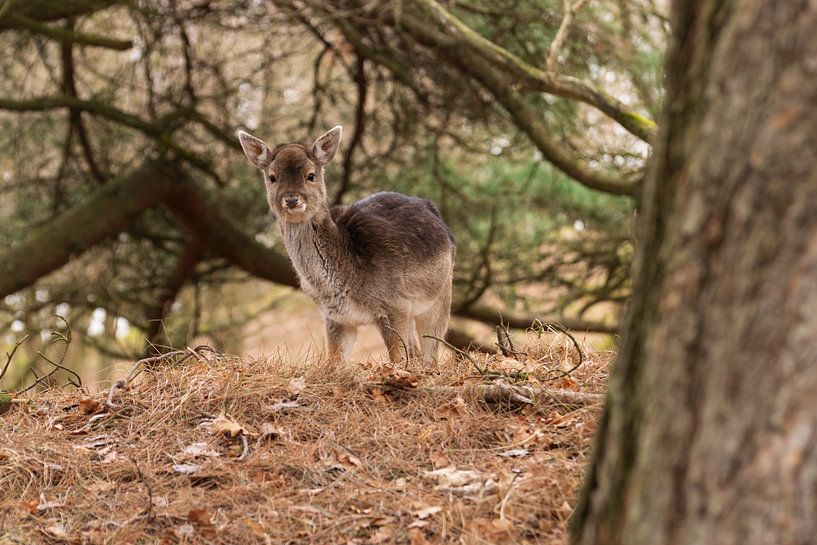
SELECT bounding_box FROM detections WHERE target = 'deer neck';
[279,205,347,298]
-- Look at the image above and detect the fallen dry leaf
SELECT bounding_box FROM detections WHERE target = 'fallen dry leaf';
[381,368,421,389]
[188,508,214,528]
[332,447,363,469]
[495,358,525,373]
[78,398,102,414]
[412,505,442,519]
[242,517,268,539]
[408,528,432,545]
[433,396,469,419]
[556,376,578,390]
[258,423,284,441]
[429,451,449,468]
[269,400,303,412]
[368,524,396,544]
[172,463,199,475]
[288,376,306,395]
[183,442,221,458]
[423,467,498,497]
[423,467,482,487]
[209,414,257,437]
[20,499,39,515]
[473,517,515,540]
[370,387,389,405]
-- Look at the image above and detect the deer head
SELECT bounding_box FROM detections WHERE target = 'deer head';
[238,126,342,223]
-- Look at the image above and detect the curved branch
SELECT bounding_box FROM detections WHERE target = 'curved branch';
[166,179,298,288]
[0,0,124,25]
[396,14,638,196]
[413,0,655,142]
[0,160,297,300]
[0,95,217,177]
[4,12,132,49]
[0,161,176,298]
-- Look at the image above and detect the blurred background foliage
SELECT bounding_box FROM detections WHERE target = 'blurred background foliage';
[0,0,666,388]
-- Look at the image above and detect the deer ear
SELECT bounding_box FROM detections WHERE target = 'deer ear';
[237,130,272,170]
[312,125,342,165]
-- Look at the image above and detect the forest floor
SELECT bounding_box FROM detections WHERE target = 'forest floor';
[0,337,610,545]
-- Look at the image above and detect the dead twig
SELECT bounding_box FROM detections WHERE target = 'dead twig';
[1,334,28,385]
[17,317,76,395]
[238,434,250,461]
[546,0,590,70]
[423,334,487,375]
[107,345,221,408]
[495,320,527,358]
[35,349,82,389]
[532,320,586,380]
[105,379,126,409]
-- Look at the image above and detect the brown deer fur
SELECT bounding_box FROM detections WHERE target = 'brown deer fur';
[238,126,455,364]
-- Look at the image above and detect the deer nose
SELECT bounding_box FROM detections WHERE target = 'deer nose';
[284,195,301,209]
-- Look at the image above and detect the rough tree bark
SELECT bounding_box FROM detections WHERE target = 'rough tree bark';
[572,2,817,544]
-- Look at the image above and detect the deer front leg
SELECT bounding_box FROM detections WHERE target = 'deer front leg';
[376,314,413,363]
[326,318,357,361]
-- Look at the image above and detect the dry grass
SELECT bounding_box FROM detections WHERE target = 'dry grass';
[0,338,611,545]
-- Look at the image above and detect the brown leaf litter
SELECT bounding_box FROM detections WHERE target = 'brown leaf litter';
[0,338,611,544]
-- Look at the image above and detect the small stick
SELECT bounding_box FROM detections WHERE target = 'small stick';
[546,0,590,70]
[17,320,74,395]
[36,350,82,389]
[107,346,218,408]
[1,334,28,383]
[532,320,586,380]
[422,334,486,375]
[238,434,250,461]
[105,379,126,409]
[495,321,526,358]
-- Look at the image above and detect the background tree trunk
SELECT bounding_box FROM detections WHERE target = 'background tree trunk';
[572,2,817,544]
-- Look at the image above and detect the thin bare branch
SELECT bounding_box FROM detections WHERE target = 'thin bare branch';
[5,12,133,50]
[412,0,655,142]
[546,0,590,70]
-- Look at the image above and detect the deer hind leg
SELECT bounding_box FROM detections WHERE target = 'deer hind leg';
[376,314,413,364]
[326,318,357,362]
[415,292,452,367]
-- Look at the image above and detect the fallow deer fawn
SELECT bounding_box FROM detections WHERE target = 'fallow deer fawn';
[238,126,455,365]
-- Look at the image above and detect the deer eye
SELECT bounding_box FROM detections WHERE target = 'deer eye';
[306,173,316,182]
[267,174,277,183]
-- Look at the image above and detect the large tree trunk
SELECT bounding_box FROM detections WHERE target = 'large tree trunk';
[572,2,817,544]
